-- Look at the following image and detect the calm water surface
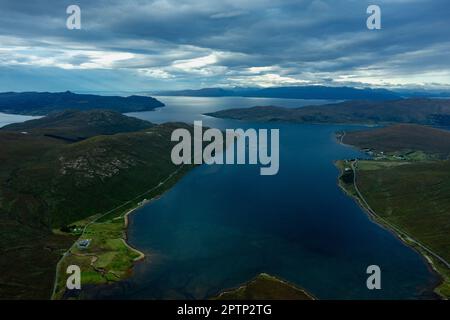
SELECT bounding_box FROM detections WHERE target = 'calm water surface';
[102,96,439,300]
[2,96,435,299]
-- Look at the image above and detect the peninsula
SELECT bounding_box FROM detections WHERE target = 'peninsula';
[213,273,315,300]
[208,103,450,298]
[206,98,450,126]
[0,91,164,116]
[337,124,450,298]
[0,110,193,299]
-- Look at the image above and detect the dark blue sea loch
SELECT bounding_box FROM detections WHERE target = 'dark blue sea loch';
[111,96,438,299]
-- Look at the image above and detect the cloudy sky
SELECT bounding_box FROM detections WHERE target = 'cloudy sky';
[0,0,449,92]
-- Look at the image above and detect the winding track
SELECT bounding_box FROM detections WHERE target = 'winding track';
[351,160,450,269]
[51,165,186,299]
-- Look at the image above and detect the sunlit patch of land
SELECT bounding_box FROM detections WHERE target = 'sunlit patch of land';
[212,273,314,300]
[337,124,450,298]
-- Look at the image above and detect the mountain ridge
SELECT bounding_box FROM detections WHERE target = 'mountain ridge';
[0,110,190,299]
[2,109,154,142]
[206,98,450,126]
[0,91,164,116]
[157,85,401,100]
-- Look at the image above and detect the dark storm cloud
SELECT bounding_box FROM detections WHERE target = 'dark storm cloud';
[0,0,449,90]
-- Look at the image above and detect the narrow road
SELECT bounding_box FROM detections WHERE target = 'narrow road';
[339,131,346,144]
[351,160,450,269]
[51,165,185,299]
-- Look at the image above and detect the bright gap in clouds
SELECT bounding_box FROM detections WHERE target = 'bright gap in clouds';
[0,0,449,91]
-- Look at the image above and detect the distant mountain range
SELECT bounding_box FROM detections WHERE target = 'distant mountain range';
[0,91,164,115]
[157,85,402,100]
[206,98,450,126]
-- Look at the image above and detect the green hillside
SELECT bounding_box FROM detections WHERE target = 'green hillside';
[2,109,153,142]
[0,111,191,299]
[343,124,450,157]
[206,98,450,126]
[0,91,164,115]
[338,123,450,297]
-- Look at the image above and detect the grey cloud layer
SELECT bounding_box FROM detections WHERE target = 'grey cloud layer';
[0,0,449,91]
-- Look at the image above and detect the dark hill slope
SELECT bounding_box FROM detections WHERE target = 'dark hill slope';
[159,85,400,100]
[206,99,450,126]
[2,109,153,141]
[0,91,164,115]
[2,123,191,228]
[0,111,190,299]
[343,124,450,156]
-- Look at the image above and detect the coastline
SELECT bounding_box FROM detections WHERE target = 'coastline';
[52,165,192,299]
[334,149,448,298]
[122,207,146,262]
[213,273,316,300]
[336,163,444,298]
[121,194,164,262]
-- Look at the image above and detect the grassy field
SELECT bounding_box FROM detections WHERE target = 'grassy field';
[52,164,192,299]
[337,123,450,298]
[337,160,450,298]
[212,273,314,300]
[0,111,197,299]
[0,220,75,299]
[52,161,192,299]
[53,218,139,298]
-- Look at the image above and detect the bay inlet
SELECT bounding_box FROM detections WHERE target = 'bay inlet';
[0,96,434,299]
[102,96,438,299]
